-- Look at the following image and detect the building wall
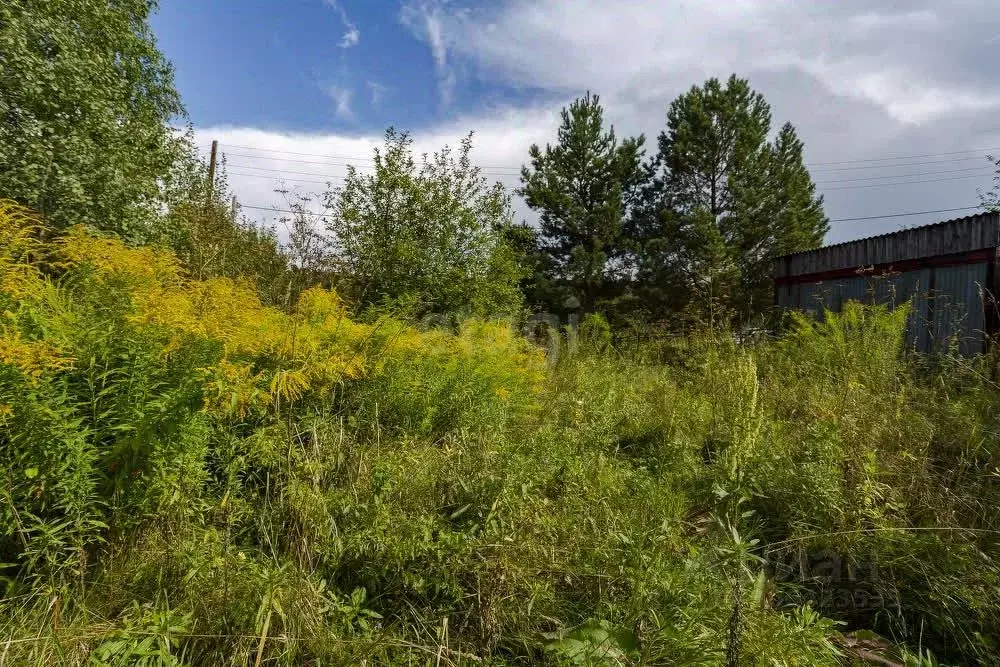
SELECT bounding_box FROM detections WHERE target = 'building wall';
[775,263,990,354]
[774,213,1000,355]
[775,213,1000,280]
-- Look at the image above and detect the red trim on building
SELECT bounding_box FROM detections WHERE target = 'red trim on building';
[774,249,996,286]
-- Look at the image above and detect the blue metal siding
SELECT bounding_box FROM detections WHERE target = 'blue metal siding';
[778,264,987,354]
[871,269,932,351]
[930,263,988,355]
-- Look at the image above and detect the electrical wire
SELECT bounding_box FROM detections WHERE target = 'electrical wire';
[224,164,992,190]
[236,203,987,225]
[215,142,1000,173]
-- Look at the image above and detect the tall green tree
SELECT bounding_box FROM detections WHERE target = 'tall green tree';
[0,0,184,240]
[519,93,645,314]
[499,222,564,312]
[323,129,523,319]
[633,75,828,325]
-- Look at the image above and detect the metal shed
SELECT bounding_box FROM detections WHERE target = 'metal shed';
[773,212,1000,354]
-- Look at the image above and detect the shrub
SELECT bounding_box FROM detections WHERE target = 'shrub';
[2,201,997,664]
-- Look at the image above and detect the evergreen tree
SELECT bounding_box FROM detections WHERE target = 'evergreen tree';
[518,93,645,314]
[634,76,827,325]
[500,222,566,313]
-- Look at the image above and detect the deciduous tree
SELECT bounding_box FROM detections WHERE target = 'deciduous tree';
[0,0,184,239]
[323,129,523,319]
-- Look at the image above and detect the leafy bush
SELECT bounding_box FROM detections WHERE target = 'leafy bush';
[2,200,998,664]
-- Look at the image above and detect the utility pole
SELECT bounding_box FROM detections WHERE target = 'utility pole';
[230,194,238,224]
[206,140,218,206]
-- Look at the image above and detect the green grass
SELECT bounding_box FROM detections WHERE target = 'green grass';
[2,211,1000,665]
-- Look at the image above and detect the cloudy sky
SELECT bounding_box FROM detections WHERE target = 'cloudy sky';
[153,0,1000,244]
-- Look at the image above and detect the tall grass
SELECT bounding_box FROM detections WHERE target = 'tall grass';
[1,201,999,664]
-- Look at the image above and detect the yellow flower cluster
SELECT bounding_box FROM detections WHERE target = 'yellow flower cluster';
[51,229,373,417]
[0,200,545,420]
[0,334,73,382]
[0,200,45,299]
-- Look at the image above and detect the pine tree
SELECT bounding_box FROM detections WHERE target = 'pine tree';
[518,93,645,314]
[757,122,828,297]
[633,76,827,325]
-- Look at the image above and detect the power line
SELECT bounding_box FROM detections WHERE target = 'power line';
[226,146,990,175]
[814,165,990,185]
[240,204,334,218]
[217,141,999,173]
[220,143,522,172]
[238,202,986,225]
[822,173,989,191]
[227,159,518,179]
[228,163,352,179]
[225,151,372,168]
[225,162,992,190]
[224,150,522,173]
[809,146,1000,166]
[227,170,341,186]
[828,206,981,223]
[222,143,378,161]
[810,155,990,173]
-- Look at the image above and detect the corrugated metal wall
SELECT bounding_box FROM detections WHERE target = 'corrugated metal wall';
[774,213,1000,355]
[775,213,1000,279]
[775,264,988,354]
[931,263,988,355]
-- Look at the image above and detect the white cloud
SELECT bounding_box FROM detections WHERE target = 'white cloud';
[206,0,1000,245]
[400,1,456,106]
[794,63,1000,125]
[339,25,360,48]
[366,81,389,107]
[323,85,354,119]
[323,0,360,48]
[199,105,561,237]
[419,0,1000,126]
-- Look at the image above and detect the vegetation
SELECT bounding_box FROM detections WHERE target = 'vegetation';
[519,93,646,315]
[0,0,185,240]
[981,154,1000,212]
[323,129,524,320]
[2,201,1000,665]
[521,76,828,328]
[3,4,1000,664]
[634,76,828,325]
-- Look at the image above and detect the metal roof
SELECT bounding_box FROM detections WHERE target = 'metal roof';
[774,211,1000,279]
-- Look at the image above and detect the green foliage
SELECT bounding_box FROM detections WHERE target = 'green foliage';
[0,0,184,240]
[542,619,639,665]
[89,601,192,667]
[519,93,646,314]
[324,129,524,319]
[631,75,828,324]
[578,313,612,353]
[159,140,292,306]
[1,202,999,665]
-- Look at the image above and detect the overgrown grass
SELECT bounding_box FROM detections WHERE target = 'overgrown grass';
[2,201,999,665]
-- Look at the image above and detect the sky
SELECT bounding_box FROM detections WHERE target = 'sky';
[152,0,1000,244]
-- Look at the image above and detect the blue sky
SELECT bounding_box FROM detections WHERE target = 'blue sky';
[151,1,1000,243]
[152,0,544,133]
[153,0,437,131]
